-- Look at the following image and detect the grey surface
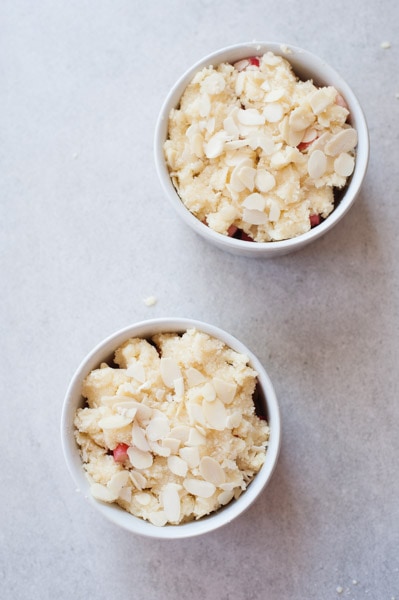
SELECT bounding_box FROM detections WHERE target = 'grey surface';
[1,1,398,599]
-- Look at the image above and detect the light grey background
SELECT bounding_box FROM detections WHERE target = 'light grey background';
[1,1,398,599]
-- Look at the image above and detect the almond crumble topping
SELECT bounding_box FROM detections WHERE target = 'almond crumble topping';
[164,51,357,242]
[74,329,269,526]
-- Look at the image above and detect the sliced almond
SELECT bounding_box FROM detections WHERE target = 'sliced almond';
[146,417,170,441]
[173,376,184,399]
[212,378,237,404]
[185,367,206,387]
[204,132,227,159]
[334,152,355,176]
[289,105,315,131]
[226,411,242,429]
[237,108,265,126]
[126,362,146,383]
[183,478,216,498]
[127,447,153,470]
[246,131,275,154]
[308,150,327,179]
[160,357,182,388]
[134,492,151,506]
[149,439,171,457]
[162,483,181,523]
[201,382,216,402]
[223,115,239,138]
[167,455,188,477]
[202,398,227,431]
[162,437,181,454]
[90,482,118,503]
[243,207,268,225]
[263,102,284,123]
[98,414,133,430]
[199,456,226,486]
[132,421,151,452]
[107,471,130,497]
[185,427,207,446]
[218,490,235,506]
[129,470,147,490]
[310,88,335,115]
[269,200,281,223]
[237,166,256,191]
[324,128,358,156]
[148,510,168,527]
[255,169,276,192]
[179,446,200,468]
[242,192,266,211]
[187,403,206,426]
[170,425,190,442]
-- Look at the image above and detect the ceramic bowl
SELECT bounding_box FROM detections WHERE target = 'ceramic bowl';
[61,318,281,539]
[154,41,369,257]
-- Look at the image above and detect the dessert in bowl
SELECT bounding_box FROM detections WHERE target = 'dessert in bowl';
[155,42,369,257]
[61,318,281,539]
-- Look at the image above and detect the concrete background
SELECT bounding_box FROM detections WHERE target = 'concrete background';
[1,1,398,598]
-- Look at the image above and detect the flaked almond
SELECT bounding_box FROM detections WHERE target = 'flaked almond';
[146,417,170,441]
[90,482,118,503]
[308,149,327,179]
[202,398,227,430]
[134,492,151,506]
[107,471,130,497]
[185,427,207,446]
[129,470,147,490]
[201,72,226,95]
[98,414,133,430]
[246,131,275,154]
[170,425,190,442]
[187,402,206,426]
[160,357,182,388]
[126,362,146,383]
[218,490,235,505]
[198,93,211,118]
[226,411,242,428]
[167,455,188,477]
[213,377,237,404]
[310,88,335,114]
[269,200,281,223]
[199,456,226,486]
[173,376,184,399]
[223,115,239,138]
[243,207,268,225]
[162,437,181,453]
[237,108,265,126]
[183,478,216,498]
[334,152,355,176]
[162,483,181,523]
[201,382,216,402]
[132,421,151,452]
[255,169,276,192]
[149,439,171,457]
[289,105,315,131]
[127,447,153,470]
[237,165,257,191]
[204,132,227,158]
[179,446,200,468]
[148,510,168,527]
[263,102,284,123]
[324,128,357,156]
[242,192,266,211]
[185,367,207,387]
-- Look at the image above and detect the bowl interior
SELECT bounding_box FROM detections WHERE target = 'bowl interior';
[61,318,281,539]
[154,42,369,257]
